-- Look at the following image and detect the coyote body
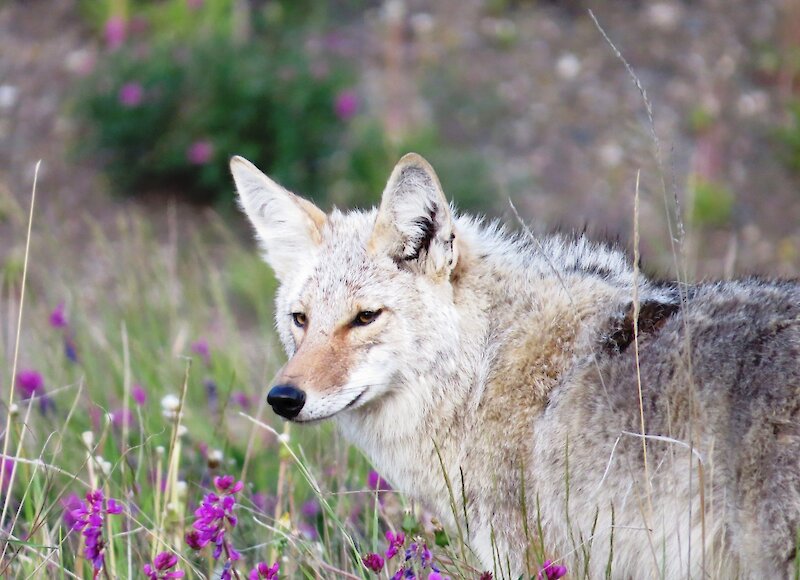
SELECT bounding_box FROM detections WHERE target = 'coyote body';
[232,153,800,578]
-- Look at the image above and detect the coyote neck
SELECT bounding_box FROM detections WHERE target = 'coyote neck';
[338,242,625,557]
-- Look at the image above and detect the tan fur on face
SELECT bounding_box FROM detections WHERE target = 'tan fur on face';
[280,329,355,395]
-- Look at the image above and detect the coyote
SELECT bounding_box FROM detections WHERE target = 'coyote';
[231,153,800,578]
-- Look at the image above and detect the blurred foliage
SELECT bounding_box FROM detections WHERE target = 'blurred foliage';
[687,106,716,135]
[72,0,355,204]
[72,0,498,214]
[689,176,734,228]
[777,101,800,175]
[328,120,497,213]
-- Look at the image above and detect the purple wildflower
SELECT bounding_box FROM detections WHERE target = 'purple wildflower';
[251,492,274,514]
[385,529,405,560]
[479,573,493,580]
[185,475,243,564]
[111,408,134,429]
[367,470,391,491]
[362,552,384,573]
[538,560,568,580]
[61,492,82,528]
[50,303,68,328]
[186,141,214,165]
[144,551,185,579]
[391,568,406,580]
[249,561,279,579]
[119,82,143,107]
[104,16,127,49]
[230,391,251,410]
[298,521,319,540]
[132,384,147,406]
[186,0,204,9]
[301,499,320,518]
[323,32,351,56]
[16,370,43,399]
[1,458,14,492]
[64,335,79,363]
[334,89,359,120]
[191,338,211,364]
[419,545,432,568]
[205,379,218,412]
[70,490,123,576]
[16,370,54,413]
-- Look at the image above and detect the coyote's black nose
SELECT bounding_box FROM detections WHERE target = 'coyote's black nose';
[267,384,306,419]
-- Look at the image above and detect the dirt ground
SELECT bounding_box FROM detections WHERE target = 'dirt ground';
[2,0,799,283]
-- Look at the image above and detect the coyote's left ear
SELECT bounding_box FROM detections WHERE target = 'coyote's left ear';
[369,153,458,279]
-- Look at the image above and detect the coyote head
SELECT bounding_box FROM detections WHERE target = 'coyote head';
[232,154,461,423]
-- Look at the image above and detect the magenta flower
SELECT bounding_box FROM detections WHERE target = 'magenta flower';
[61,493,82,528]
[132,384,147,406]
[385,529,405,560]
[479,573,493,580]
[50,303,68,328]
[191,338,211,364]
[362,552,384,573]
[16,370,43,399]
[104,16,127,49]
[186,140,214,165]
[185,475,243,564]
[334,89,359,120]
[111,408,134,429]
[230,391,251,410]
[301,499,320,518]
[249,561,279,579]
[538,560,568,580]
[368,470,391,491]
[1,458,15,492]
[16,369,55,414]
[119,82,143,107]
[70,490,123,574]
[144,551,185,579]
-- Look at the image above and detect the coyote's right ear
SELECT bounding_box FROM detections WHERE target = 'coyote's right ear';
[231,156,326,282]
[369,153,458,280]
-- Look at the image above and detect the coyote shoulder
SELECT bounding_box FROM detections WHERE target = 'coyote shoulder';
[231,152,800,578]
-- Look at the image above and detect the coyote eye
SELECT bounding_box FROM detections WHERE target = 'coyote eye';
[353,310,382,326]
[291,312,307,328]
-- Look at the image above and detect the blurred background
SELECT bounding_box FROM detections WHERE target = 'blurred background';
[2,0,800,281]
[1,1,800,575]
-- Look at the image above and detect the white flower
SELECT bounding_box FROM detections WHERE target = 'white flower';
[161,394,180,412]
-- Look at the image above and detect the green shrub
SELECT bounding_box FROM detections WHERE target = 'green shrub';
[689,176,734,227]
[72,0,498,213]
[72,28,354,203]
